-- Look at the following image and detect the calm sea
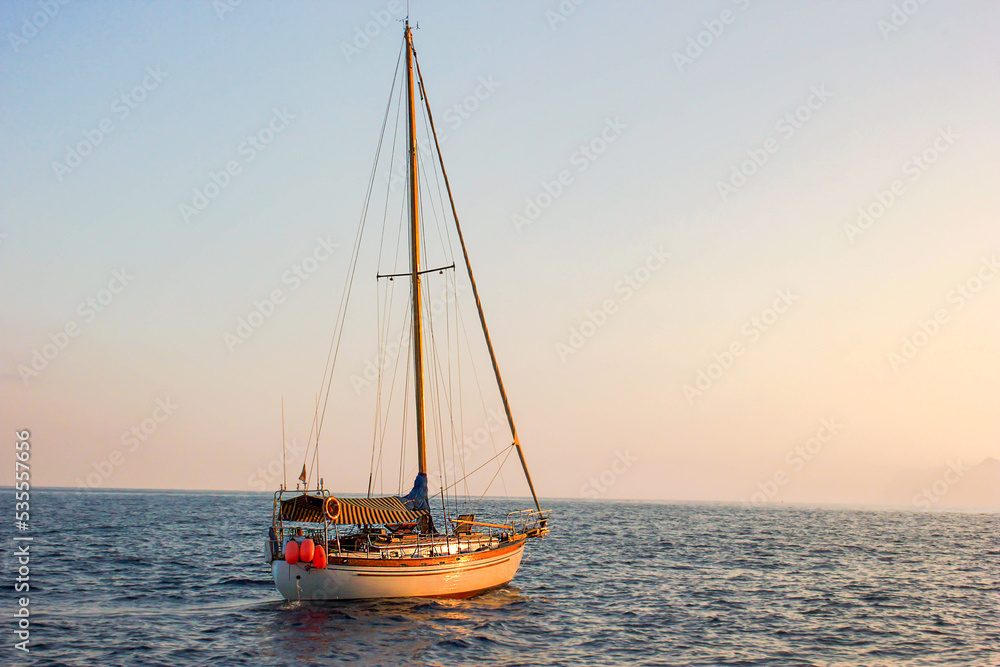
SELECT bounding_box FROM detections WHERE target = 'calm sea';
[4,490,997,666]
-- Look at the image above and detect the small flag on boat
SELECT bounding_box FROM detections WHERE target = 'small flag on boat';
[298,464,307,485]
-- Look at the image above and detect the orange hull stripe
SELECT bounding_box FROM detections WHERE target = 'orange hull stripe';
[355,557,512,577]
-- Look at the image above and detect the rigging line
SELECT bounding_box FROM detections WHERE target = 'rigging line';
[375,203,408,460]
[424,275,451,507]
[368,281,383,497]
[371,77,406,497]
[307,393,320,487]
[419,98,457,257]
[391,164,408,279]
[418,190,457,519]
[455,304,510,500]
[414,52,537,510]
[380,181,408,389]
[415,141,452,268]
[310,180,365,466]
[376,76,407,354]
[312,40,405,460]
[423,284,449,520]
[378,141,409,403]
[429,444,515,500]
[412,248,446,500]
[413,65,452,261]
[444,270,469,506]
[455,276,470,508]
[281,396,286,490]
[433,393,451,533]
[372,253,401,495]
[372,69,407,488]
[427,304,451,532]
[300,394,319,480]
[398,304,414,496]
[322,43,401,432]
[372,280,391,496]
[427,340,446,508]
[370,279,385,497]
[455,299,467,511]
[297,395,319,487]
[314,393,322,486]
[375,53,406,274]
[450,282,464,517]
[445,270,457,517]
[379,290,410,442]
[385,198,408,339]
[375,305,411,495]
[414,177,448,502]
[424,273,466,513]
[473,442,515,515]
[439,472,450,536]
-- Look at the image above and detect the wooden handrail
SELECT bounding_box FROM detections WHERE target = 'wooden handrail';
[449,519,511,530]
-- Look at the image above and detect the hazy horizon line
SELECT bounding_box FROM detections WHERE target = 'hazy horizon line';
[11,485,997,513]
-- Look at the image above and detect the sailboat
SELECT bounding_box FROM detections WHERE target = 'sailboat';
[265,20,549,601]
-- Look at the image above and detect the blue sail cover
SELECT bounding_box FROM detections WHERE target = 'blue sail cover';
[402,472,431,512]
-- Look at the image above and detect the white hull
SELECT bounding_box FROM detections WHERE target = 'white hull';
[272,540,525,601]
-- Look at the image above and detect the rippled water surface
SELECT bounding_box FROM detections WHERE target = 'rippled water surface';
[5,490,997,666]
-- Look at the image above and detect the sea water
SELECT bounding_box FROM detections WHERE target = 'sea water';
[4,490,996,666]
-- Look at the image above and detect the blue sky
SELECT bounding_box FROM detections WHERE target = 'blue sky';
[2,1,998,504]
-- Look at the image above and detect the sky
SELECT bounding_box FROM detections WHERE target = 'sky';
[2,1,998,506]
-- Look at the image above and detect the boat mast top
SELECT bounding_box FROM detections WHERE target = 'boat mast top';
[404,20,428,476]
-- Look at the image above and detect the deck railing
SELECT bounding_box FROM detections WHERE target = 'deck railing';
[505,509,551,537]
[270,489,550,562]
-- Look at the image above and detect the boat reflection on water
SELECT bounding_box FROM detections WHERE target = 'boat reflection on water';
[259,588,534,664]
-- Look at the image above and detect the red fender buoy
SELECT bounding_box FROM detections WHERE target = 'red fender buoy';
[299,538,315,563]
[312,545,327,569]
[284,539,299,565]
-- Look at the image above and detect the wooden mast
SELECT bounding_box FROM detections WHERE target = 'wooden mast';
[411,54,543,513]
[405,20,428,476]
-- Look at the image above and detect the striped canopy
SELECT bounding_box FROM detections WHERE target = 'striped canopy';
[279,494,326,523]
[279,494,428,525]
